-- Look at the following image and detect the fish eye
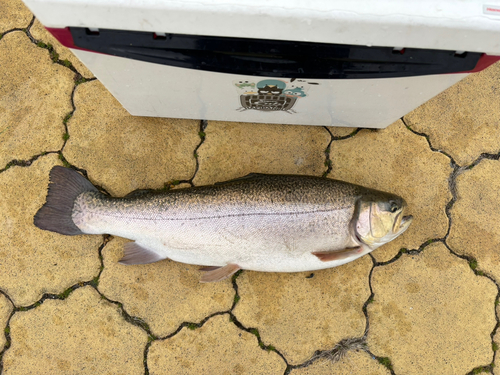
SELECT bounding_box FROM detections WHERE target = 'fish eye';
[389,201,399,213]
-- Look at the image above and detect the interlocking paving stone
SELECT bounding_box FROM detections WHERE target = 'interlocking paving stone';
[64,80,200,196]
[0,0,32,31]
[448,159,500,281]
[0,155,101,306]
[405,62,500,166]
[0,32,74,167]
[328,120,452,262]
[367,242,496,375]
[148,314,286,374]
[30,19,94,78]
[292,350,390,375]
[193,121,330,186]
[98,237,234,337]
[3,286,147,375]
[233,256,372,365]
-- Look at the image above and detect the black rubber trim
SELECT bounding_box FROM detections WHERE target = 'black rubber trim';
[70,27,482,79]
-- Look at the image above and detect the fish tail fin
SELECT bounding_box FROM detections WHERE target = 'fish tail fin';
[34,166,99,235]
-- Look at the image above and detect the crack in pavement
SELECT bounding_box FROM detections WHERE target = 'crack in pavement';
[0,235,160,375]
[0,15,35,40]
[379,120,500,374]
[176,119,208,188]
[0,29,96,175]
[322,127,360,178]
[0,151,59,174]
[141,269,289,375]
[25,16,93,80]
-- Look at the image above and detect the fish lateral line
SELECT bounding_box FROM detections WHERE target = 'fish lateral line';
[80,207,353,222]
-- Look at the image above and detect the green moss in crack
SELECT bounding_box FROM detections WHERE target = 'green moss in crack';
[249,328,261,340]
[233,294,241,305]
[265,345,276,352]
[423,239,435,247]
[62,59,72,68]
[493,342,499,352]
[62,133,70,141]
[4,327,10,335]
[89,276,99,288]
[187,323,198,330]
[469,259,478,271]
[36,41,47,48]
[58,287,74,299]
[472,366,490,374]
[75,76,88,85]
[377,357,393,371]
[198,131,206,139]
[58,153,71,168]
[63,113,72,125]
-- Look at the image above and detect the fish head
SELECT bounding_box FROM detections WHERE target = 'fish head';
[353,192,413,249]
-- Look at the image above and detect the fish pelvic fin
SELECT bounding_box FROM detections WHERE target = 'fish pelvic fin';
[312,247,363,262]
[118,242,166,265]
[199,264,240,283]
[34,166,99,235]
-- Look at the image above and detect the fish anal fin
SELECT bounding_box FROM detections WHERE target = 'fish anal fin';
[200,264,240,283]
[119,242,166,265]
[312,247,363,262]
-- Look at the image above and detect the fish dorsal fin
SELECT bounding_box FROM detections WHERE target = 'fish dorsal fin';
[199,264,240,283]
[119,242,166,265]
[312,247,363,262]
[214,173,267,186]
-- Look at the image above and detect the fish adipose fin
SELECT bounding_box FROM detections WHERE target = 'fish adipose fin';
[119,242,166,265]
[34,166,99,235]
[200,264,240,283]
[312,247,363,262]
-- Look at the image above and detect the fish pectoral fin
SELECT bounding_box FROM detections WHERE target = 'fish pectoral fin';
[200,264,240,283]
[312,247,363,262]
[119,242,166,265]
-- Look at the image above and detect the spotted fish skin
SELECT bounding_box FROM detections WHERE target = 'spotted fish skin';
[35,167,412,278]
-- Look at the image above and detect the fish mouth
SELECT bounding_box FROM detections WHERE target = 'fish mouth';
[395,214,413,234]
[392,205,413,233]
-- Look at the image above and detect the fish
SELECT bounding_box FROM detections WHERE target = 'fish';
[34,166,413,282]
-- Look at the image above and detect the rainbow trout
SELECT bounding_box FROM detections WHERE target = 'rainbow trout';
[34,167,412,282]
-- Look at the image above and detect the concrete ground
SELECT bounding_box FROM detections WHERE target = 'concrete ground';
[2,1,500,374]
